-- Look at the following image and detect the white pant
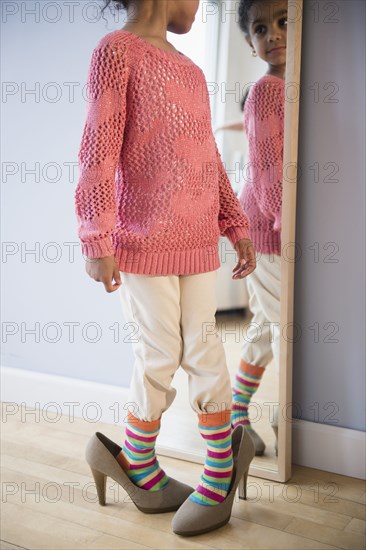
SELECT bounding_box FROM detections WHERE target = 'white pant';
[241,253,281,373]
[118,270,232,421]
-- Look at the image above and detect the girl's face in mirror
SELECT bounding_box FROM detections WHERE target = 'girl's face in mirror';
[246,0,288,67]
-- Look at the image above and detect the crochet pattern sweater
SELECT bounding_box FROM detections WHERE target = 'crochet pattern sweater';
[238,74,285,256]
[75,30,251,275]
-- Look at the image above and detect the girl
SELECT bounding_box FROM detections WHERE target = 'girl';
[230,0,287,456]
[75,0,256,537]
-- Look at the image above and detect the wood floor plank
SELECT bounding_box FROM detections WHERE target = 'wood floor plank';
[2,501,109,550]
[202,516,339,549]
[288,466,366,505]
[285,517,365,550]
[0,541,28,550]
[231,496,351,531]
[343,518,366,535]
[0,467,213,550]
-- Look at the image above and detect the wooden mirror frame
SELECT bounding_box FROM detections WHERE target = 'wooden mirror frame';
[244,0,304,485]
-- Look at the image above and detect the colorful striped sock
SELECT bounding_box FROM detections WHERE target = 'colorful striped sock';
[116,411,169,491]
[231,359,266,430]
[189,410,233,506]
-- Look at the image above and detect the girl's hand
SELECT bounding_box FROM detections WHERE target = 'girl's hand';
[85,255,122,293]
[232,238,257,279]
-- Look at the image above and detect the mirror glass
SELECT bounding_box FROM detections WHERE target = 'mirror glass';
[155,0,298,481]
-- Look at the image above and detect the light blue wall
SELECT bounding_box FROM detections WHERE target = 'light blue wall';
[1,2,135,386]
[293,0,365,431]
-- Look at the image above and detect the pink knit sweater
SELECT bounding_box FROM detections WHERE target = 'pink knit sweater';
[75,30,251,275]
[238,74,285,256]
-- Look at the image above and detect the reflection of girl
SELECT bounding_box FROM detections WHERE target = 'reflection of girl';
[75,0,257,537]
[231,0,287,456]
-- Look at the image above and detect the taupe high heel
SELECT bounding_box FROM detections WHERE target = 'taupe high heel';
[171,425,255,536]
[232,423,265,456]
[247,427,266,456]
[271,407,278,456]
[85,431,194,513]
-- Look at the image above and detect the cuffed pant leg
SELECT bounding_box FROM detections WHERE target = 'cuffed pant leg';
[119,273,183,422]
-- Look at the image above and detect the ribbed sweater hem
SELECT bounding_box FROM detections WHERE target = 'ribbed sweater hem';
[114,245,221,275]
[250,230,281,256]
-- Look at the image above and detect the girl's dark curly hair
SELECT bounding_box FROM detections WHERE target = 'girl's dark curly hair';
[101,0,130,18]
[238,0,260,35]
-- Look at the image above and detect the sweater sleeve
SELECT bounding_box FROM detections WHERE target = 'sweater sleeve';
[74,41,130,259]
[214,140,252,247]
[243,80,284,231]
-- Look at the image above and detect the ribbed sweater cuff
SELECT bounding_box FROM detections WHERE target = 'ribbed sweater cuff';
[224,226,252,248]
[249,230,281,256]
[81,237,115,259]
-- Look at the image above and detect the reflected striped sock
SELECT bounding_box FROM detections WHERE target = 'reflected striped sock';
[189,410,233,507]
[231,359,266,430]
[116,411,169,491]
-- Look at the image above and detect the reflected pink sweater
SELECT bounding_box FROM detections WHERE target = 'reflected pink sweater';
[239,75,285,256]
[74,30,251,275]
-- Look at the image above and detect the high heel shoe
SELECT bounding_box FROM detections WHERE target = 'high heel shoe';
[171,425,255,536]
[85,431,194,513]
[247,427,266,456]
[271,408,278,456]
[232,423,265,456]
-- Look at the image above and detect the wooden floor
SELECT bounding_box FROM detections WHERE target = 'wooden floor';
[1,402,365,550]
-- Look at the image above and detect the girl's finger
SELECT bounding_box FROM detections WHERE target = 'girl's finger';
[232,259,246,274]
[232,261,256,278]
[113,266,122,286]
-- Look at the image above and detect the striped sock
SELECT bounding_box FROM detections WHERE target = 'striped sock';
[231,359,266,430]
[189,410,233,506]
[116,411,169,491]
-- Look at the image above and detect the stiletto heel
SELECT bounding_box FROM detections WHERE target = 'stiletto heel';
[238,468,249,500]
[90,467,107,505]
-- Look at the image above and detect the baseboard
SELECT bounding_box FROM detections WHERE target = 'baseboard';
[292,419,365,480]
[0,366,130,426]
[1,367,365,479]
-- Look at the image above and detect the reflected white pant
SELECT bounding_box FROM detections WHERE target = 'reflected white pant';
[241,253,281,373]
[118,270,232,421]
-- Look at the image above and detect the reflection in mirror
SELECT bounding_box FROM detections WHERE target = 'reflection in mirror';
[215,0,287,473]
[157,0,301,484]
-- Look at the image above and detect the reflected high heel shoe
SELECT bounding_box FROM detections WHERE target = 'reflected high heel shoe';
[271,408,278,456]
[171,425,255,536]
[85,432,194,513]
[232,423,265,456]
[247,427,266,456]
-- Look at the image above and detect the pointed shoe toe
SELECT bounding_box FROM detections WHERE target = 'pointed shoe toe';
[85,431,194,513]
[171,496,232,536]
[172,425,255,536]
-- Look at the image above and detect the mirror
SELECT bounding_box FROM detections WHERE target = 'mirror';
[154,0,303,484]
